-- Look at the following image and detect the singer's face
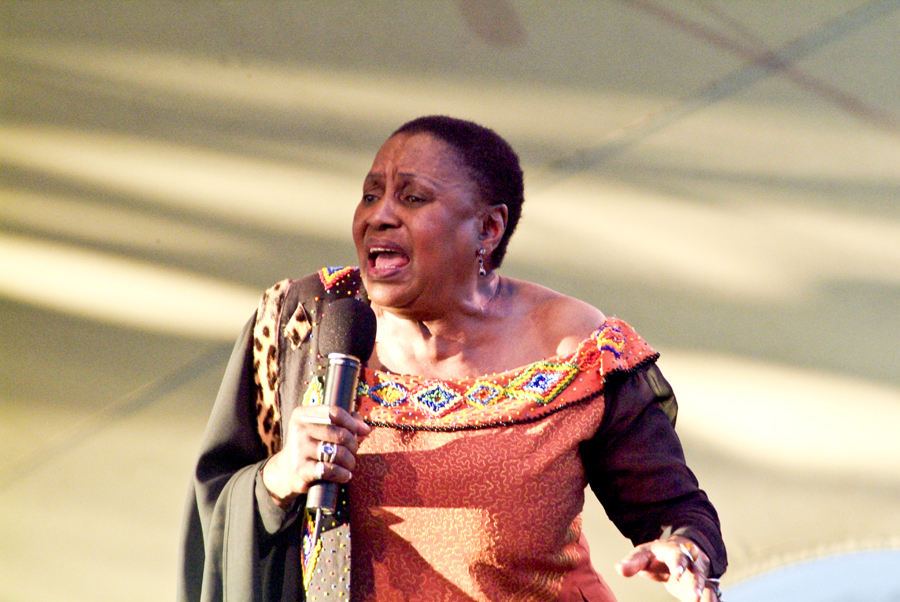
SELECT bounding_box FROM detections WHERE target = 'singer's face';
[353,133,485,315]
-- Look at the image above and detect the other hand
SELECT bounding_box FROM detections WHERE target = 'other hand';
[261,404,372,509]
[616,536,720,602]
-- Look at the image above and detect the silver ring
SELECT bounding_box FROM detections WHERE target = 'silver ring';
[706,577,723,600]
[317,441,338,463]
[314,461,326,480]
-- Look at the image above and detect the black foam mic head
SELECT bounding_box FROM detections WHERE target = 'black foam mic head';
[318,298,377,361]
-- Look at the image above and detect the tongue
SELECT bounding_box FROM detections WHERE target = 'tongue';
[375,251,409,269]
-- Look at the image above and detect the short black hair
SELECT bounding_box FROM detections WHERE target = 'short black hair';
[392,115,524,269]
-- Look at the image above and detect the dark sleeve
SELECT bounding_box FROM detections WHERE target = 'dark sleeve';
[177,316,304,602]
[580,363,727,578]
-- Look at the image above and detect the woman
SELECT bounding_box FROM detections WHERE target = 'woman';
[179,116,726,602]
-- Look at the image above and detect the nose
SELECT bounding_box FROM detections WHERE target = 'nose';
[364,194,401,230]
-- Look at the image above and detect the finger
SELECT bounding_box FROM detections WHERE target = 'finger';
[670,538,711,584]
[663,571,703,602]
[314,441,357,472]
[616,544,653,577]
[694,572,707,601]
[292,419,361,456]
[351,411,373,438]
[296,407,364,450]
[616,544,669,582]
[315,440,337,464]
[319,424,360,454]
[324,405,364,433]
[309,460,353,484]
[673,542,697,580]
[647,539,693,581]
[296,405,357,430]
[673,539,712,601]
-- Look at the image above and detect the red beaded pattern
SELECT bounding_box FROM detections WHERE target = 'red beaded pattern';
[318,266,358,291]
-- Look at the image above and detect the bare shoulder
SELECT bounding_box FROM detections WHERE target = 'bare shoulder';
[504,278,606,356]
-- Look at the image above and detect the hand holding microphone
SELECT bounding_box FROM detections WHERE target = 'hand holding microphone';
[261,298,376,519]
[305,298,377,518]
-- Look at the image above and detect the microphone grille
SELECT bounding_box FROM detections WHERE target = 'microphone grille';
[317,298,377,361]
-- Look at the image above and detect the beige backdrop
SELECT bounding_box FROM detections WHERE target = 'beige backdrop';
[2,2,899,601]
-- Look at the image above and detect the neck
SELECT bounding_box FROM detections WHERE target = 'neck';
[369,273,506,373]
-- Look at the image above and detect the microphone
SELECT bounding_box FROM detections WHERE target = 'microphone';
[305,298,376,537]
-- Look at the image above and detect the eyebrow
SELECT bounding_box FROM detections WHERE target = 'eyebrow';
[365,171,442,189]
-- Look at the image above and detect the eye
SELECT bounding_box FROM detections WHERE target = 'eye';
[404,194,428,205]
[362,193,379,204]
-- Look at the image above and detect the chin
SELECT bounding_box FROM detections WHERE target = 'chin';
[361,278,404,307]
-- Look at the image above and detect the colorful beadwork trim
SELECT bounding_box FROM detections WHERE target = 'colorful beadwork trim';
[356,318,657,430]
[366,381,408,407]
[318,266,358,291]
[301,511,323,591]
[506,361,578,405]
[465,381,504,407]
[303,377,324,407]
[596,322,626,358]
[412,382,461,416]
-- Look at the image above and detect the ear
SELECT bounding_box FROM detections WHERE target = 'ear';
[478,203,508,257]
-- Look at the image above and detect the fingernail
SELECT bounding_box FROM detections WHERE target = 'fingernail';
[676,565,685,578]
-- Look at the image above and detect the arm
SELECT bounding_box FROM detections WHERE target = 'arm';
[177,317,303,602]
[178,314,371,602]
[581,363,726,600]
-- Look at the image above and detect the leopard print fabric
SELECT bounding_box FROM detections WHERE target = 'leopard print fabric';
[251,279,312,456]
[251,268,364,456]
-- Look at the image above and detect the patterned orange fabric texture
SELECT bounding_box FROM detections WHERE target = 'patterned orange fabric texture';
[347,319,657,601]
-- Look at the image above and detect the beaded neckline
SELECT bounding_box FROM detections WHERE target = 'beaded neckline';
[353,317,658,431]
[300,266,658,430]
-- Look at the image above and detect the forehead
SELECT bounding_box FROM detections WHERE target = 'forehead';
[367,133,464,180]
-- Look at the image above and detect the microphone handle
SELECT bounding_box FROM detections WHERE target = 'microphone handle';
[305,353,361,514]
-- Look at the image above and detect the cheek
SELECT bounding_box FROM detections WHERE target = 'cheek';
[351,213,371,266]
[417,220,476,266]
[351,205,366,243]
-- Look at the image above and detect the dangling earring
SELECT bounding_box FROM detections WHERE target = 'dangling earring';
[477,248,487,276]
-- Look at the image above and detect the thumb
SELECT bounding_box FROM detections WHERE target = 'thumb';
[616,544,653,578]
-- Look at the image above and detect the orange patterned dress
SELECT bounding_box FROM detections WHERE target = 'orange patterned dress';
[344,320,657,601]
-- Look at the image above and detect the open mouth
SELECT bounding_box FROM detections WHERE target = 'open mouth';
[368,246,410,271]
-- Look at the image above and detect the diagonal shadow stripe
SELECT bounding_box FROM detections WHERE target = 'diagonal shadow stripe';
[682,0,900,133]
[541,0,900,181]
[0,343,232,491]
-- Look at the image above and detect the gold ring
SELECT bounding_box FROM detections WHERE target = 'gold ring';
[679,541,700,565]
